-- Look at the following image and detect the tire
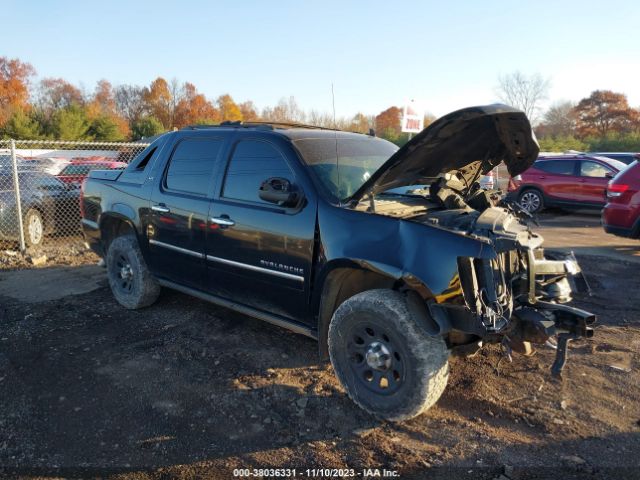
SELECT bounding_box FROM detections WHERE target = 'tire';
[24,209,44,247]
[328,289,449,421]
[106,234,160,309]
[518,188,544,213]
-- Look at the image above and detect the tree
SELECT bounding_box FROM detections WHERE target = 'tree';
[496,71,550,122]
[537,101,577,137]
[216,94,242,122]
[88,116,126,141]
[2,109,42,139]
[0,57,35,126]
[262,96,305,123]
[375,106,402,141]
[239,101,259,121]
[50,104,90,140]
[131,116,164,140]
[423,113,436,129]
[143,77,173,128]
[574,90,636,138]
[87,80,129,139]
[174,83,219,127]
[115,84,147,124]
[90,80,117,115]
[351,112,372,133]
[36,78,84,115]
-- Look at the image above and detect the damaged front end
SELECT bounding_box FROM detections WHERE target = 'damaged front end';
[344,104,595,377]
[425,196,595,378]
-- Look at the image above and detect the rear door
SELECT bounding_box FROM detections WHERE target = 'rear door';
[205,134,316,322]
[147,135,225,289]
[532,160,578,201]
[576,160,614,206]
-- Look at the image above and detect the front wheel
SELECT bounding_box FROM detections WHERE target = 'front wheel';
[106,234,160,309]
[328,289,449,421]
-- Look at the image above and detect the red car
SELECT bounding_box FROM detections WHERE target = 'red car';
[602,160,640,238]
[56,160,127,186]
[507,154,627,213]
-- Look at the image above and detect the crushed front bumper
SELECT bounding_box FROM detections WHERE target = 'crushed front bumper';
[430,247,595,377]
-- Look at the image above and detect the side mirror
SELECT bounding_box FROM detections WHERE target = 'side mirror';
[259,177,301,207]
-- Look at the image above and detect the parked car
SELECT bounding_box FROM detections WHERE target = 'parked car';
[56,160,127,186]
[0,171,81,246]
[507,154,627,213]
[588,152,640,165]
[0,154,43,172]
[602,160,640,238]
[81,105,594,421]
[30,157,71,175]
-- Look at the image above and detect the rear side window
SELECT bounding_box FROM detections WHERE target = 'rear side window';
[580,161,611,178]
[535,160,575,175]
[222,140,294,204]
[165,138,223,195]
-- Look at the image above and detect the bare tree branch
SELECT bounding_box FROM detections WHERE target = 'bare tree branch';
[496,71,550,123]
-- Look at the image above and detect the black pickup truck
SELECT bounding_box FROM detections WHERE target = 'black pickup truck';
[81,105,595,421]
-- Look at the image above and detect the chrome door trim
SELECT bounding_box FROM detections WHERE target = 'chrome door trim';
[149,239,204,259]
[206,255,304,282]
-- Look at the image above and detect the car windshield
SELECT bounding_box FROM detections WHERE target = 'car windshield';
[293,136,398,201]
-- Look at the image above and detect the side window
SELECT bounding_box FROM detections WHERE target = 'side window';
[165,138,223,195]
[535,160,575,175]
[580,161,611,178]
[222,140,294,204]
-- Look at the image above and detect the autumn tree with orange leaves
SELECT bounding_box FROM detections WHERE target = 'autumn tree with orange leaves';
[574,90,637,138]
[174,83,220,127]
[375,106,402,141]
[0,57,35,125]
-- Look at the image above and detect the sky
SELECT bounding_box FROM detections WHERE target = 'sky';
[2,0,639,120]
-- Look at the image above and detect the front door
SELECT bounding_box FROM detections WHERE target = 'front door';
[205,137,316,322]
[148,136,224,289]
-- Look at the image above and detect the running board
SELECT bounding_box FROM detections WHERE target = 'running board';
[156,279,318,340]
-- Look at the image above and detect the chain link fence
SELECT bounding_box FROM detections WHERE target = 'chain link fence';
[0,140,150,257]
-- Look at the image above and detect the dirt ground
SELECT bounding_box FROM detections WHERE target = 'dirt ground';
[0,214,639,479]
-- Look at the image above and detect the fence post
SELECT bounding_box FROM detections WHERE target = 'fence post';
[10,139,26,252]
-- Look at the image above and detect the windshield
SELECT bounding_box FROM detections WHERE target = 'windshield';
[293,136,398,201]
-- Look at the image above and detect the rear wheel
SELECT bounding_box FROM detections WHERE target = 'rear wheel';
[106,234,160,309]
[328,289,449,421]
[24,209,44,246]
[519,188,544,213]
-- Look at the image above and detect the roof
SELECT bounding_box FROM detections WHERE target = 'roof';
[181,122,374,141]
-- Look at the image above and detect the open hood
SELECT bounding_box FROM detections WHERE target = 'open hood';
[348,104,539,203]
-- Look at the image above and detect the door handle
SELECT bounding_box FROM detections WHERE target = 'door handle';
[210,216,235,226]
[151,204,170,213]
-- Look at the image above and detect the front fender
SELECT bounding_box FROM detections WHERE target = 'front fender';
[317,202,495,297]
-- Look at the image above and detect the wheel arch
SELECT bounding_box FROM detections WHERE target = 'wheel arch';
[315,259,437,360]
[99,213,139,253]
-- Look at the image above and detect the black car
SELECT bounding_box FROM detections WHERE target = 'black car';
[81,105,595,421]
[0,171,80,246]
